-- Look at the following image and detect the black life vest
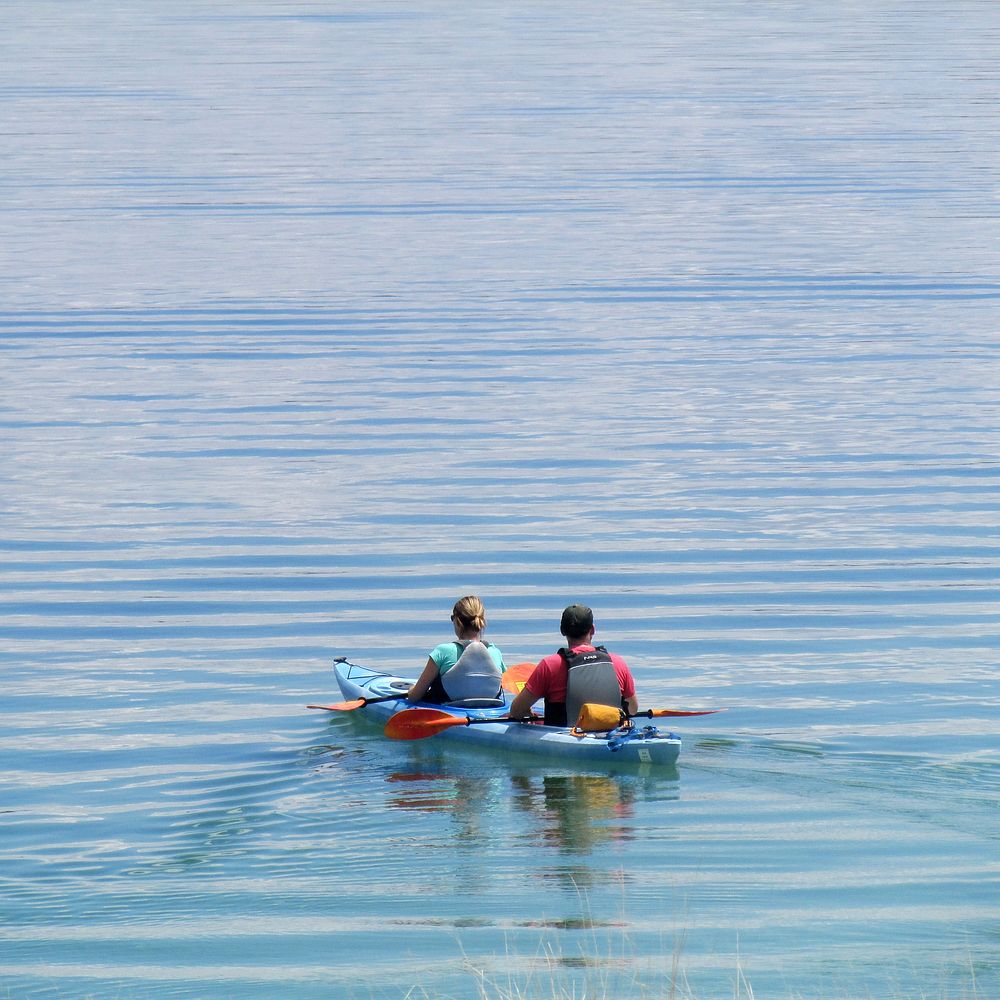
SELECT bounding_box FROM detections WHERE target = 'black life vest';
[544,645,625,727]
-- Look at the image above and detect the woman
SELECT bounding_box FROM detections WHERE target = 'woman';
[407,595,506,704]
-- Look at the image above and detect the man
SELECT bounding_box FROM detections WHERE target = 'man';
[509,604,638,726]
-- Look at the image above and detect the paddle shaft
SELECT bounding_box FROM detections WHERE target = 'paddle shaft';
[384,701,721,741]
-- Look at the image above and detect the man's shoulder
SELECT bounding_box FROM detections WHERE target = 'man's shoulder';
[535,651,564,670]
[609,652,633,673]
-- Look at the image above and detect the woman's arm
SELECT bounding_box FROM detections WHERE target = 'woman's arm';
[407,657,439,702]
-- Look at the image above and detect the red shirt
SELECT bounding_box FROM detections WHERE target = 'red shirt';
[525,645,636,704]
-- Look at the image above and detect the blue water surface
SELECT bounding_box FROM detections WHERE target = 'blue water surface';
[1,2,998,998]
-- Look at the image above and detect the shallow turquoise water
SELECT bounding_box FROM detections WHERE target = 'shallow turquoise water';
[1,3,998,998]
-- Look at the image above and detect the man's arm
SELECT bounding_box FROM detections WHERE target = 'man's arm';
[618,660,638,716]
[508,684,540,720]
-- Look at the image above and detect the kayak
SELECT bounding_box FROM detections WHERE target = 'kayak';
[332,658,681,767]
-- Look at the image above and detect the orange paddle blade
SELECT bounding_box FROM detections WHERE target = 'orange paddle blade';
[643,707,726,718]
[309,692,409,712]
[308,699,365,711]
[501,661,534,694]
[384,708,473,740]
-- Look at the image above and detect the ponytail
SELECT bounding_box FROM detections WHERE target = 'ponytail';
[453,595,487,633]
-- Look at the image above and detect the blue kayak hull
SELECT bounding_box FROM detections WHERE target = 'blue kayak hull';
[333,659,681,767]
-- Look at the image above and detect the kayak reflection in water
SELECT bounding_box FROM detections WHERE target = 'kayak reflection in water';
[407,595,507,704]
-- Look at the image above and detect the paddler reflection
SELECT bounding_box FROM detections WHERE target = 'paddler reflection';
[383,768,639,857]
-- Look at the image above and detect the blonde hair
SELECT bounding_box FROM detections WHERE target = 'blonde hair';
[452,595,487,633]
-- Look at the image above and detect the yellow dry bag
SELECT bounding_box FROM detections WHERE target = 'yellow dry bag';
[571,703,628,735]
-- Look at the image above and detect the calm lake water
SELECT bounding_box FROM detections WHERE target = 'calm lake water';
[1,2,998,998]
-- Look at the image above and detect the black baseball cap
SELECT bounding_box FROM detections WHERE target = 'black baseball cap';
[560,604,594,637]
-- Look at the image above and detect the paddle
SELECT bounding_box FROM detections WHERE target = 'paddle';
[385,703,725,740]
[501,661,534,693]
[309,661,536,712]
[308,693,407,712]
[385,708,532,741]
[633,707,726,718]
